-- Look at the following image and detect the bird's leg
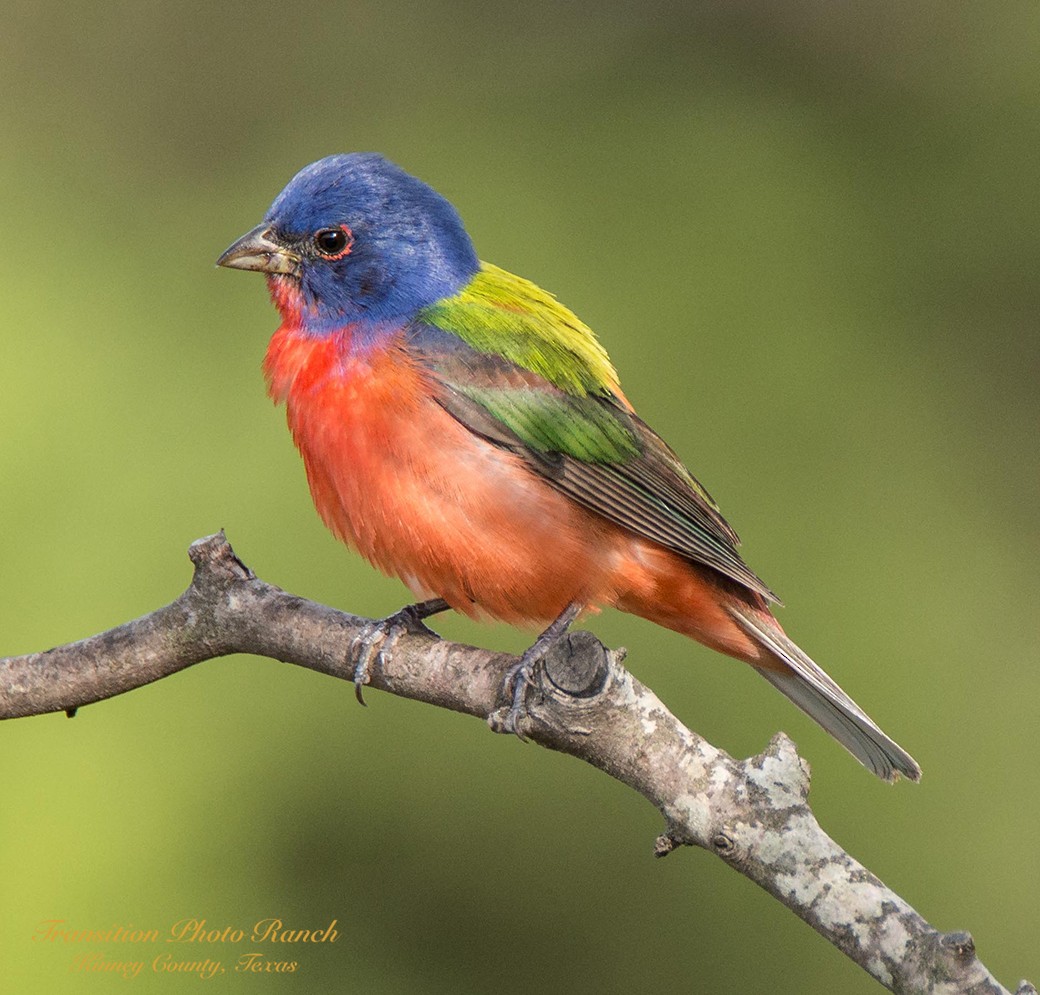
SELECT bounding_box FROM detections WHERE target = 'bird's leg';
[490,600,585,740]
[351,597,451,704]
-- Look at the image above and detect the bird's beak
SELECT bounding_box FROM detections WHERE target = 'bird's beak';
[216,224,301,276]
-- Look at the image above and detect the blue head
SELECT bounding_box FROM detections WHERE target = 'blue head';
[218,154,479,332]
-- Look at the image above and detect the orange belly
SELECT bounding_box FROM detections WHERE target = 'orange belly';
[264,323,763,661]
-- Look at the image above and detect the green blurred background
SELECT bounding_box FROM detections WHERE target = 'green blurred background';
[1,2,1037,991]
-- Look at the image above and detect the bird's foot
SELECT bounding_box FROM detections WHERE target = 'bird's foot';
[488,601,584,740]
[487,652,545,741]
[351,598,450,704]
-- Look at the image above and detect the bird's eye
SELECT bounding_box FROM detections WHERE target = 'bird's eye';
[313,225,353,259]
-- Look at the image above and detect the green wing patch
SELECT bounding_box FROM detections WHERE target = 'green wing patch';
[454,384,639,464]
[418,263,620,398]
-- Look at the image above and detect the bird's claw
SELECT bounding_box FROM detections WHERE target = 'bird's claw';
[350,599,448,704]
[488,600,584,739]
[487,655,545,740]
[351,620,391,705]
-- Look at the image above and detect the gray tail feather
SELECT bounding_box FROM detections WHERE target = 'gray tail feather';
[728,608,921,783]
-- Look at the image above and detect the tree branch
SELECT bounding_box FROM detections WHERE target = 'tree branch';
[1,533,1032,995]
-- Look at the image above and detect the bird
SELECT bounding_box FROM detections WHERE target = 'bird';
[217,153,920,782]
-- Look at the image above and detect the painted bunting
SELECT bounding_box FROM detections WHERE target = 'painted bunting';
[218,153,920,782]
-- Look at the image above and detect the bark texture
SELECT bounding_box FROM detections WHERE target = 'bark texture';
[0,533,1032,995]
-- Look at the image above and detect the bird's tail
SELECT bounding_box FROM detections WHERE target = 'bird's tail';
[728,607,921,782]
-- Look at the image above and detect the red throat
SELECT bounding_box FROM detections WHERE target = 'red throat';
[266,274,304,327]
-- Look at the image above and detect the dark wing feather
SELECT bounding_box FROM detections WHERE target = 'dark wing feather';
[408,322,779,603]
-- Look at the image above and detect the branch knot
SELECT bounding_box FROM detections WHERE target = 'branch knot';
[940,931,976,960]
[710,825,738,860]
